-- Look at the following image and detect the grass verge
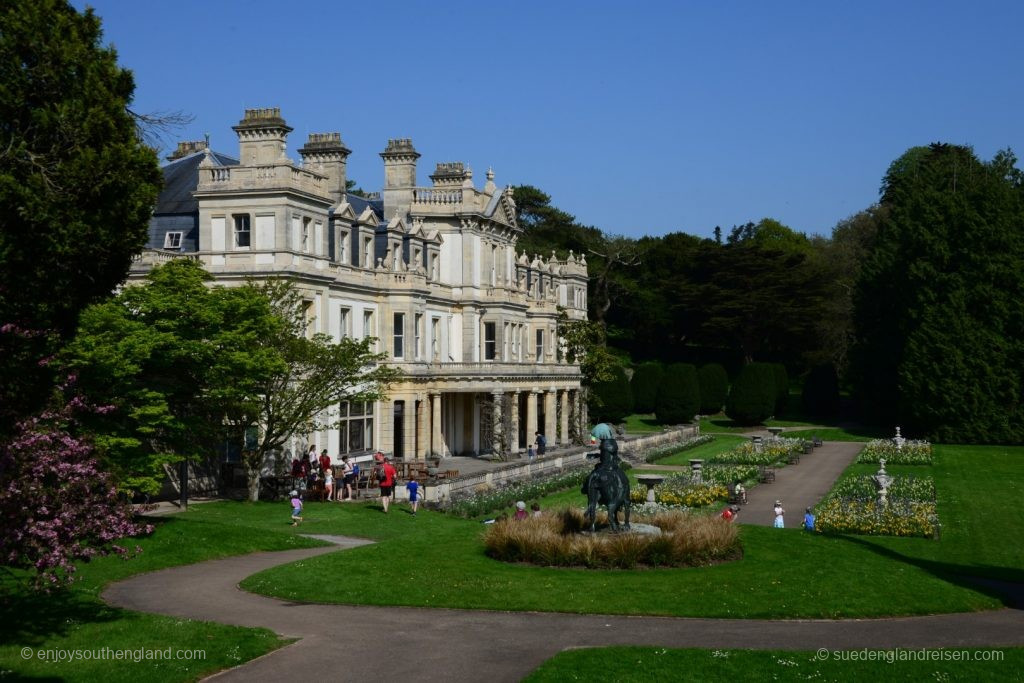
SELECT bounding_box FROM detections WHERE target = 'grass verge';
[523,646,1024,682]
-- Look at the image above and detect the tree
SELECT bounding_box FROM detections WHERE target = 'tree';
[655,363,701,425]
[725,363,776,425]
[851,144,1024,442]
[802,363,840,418]
[0,387,150,589]
[557,311,617,388]
[61,260,227,495]
[697,363,729,414]
[630,362,663,414]
[208,279,401,501]
[771,363,789,415]
[0,0,162,431]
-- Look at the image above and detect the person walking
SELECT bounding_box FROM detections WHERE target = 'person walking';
[773,500,785,528]
[406,476,421,515]
[289,490,303,526]
[323,466,334,502]
[535,432,547,455]
[378,458,397,513]
[802,507,816,531]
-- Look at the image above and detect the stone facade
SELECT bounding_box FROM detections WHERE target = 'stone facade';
[132,108,589,463]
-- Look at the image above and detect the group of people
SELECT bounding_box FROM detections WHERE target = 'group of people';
[288,449,424,524]
[719,496,815,530]
[290,445,362,502]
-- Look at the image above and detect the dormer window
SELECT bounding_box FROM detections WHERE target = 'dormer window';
[164,231,183,250]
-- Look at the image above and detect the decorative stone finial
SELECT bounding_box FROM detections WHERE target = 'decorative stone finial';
[486,167,494,181]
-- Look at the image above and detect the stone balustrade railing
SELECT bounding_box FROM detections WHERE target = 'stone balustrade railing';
[198,163,326,197]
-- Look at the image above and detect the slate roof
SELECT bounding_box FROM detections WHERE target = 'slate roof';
[344,193,384,222]
[154,150,238,215]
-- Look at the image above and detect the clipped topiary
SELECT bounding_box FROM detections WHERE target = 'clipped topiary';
[725,362,776,425]
[655,363,701,425]
[772,363,789,415]
[802,363,840,417]
[630,362,663,414]
[697,363,729,415]
[590,363,633,423]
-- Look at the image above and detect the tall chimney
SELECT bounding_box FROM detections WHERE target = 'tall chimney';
[380,138,419,220]
[232,107,292,166]
[298,132,351,205]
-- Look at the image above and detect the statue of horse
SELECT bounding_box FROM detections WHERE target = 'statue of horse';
[581,438,631,532]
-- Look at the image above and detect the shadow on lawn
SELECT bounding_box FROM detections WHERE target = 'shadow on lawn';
[839,535,1024,610]
[0,579,120,645]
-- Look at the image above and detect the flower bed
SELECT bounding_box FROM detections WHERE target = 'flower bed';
[445,469,588,518]
[814,498,939,538]
[483,507,740,569]
[707,438,804,466]
[629,480,729,508]
[856,439,933,465]
[815,474,939,538]
[643,434,715,463]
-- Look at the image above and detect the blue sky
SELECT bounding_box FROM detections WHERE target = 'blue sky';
[77,0,1023,239]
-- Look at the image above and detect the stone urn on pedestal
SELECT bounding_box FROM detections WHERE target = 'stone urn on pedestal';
[872,458,893,507]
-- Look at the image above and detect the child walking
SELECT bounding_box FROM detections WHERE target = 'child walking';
[406,476,421,515]
[290,489,303,526]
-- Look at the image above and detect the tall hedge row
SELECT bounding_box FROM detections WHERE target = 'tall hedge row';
[655,363,701,425]
[725,362,776,425]
[771,363,789,415]
[630,362,663,414]
[590,364,633,423]
[697,363,729,414]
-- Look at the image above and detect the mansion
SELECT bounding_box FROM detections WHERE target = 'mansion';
[131,108,589,462]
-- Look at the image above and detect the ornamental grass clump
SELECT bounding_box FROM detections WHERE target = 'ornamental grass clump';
[483,508,740,569]
[856,439,933,465]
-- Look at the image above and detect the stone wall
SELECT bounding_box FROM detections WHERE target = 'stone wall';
[412,424,700,503]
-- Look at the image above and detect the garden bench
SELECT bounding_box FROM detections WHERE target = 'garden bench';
[812,436,823,448]
[788,452,801,465]
[727,483,747,505]
[758,465,776,483]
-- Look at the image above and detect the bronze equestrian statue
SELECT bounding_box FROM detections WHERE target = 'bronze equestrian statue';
[582,435,631,532]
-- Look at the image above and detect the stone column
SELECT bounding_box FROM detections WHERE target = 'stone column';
[378,399,393,456]
[525,390,538,448]
[431,392,442,458]
[509,390,521,453]
[559,389,569,447]
[544,389,556,449]
[404,397,417,461]
[416,394,429,460]
[492,390,503,457]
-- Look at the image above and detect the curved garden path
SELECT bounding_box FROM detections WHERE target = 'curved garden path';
[103,531,1024,682]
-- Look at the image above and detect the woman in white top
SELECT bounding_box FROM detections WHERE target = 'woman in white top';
[773,500,785,528]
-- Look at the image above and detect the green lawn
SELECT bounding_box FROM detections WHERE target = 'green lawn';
[524,646,1024,682]
[242,444,1023,618]
[0,507,325,682]
[651,434,747,465]
[622,413,664,433]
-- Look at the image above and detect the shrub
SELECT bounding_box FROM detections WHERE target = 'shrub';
[655,363,700,425]
[802,363,840,417]
[590,363,633,424]
[630,362,663,414]
[697,363,729,414]
[483,508,740,569]
[771,363,789,414]
[724,363,776,425]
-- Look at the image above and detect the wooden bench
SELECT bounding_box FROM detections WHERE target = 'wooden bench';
[727,483,747,505]
[758,465,776,484]
[812,436,823,448]
[788,451,801,465]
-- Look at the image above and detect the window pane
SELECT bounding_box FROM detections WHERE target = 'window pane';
[337,422,348,454]
[348,419,364,452]
[350,401,364,417]
[365,418,373,449]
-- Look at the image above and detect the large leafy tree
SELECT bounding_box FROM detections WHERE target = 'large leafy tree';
[0,0,162,431]
[851,144,1024,443]
[64,260,401,499]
